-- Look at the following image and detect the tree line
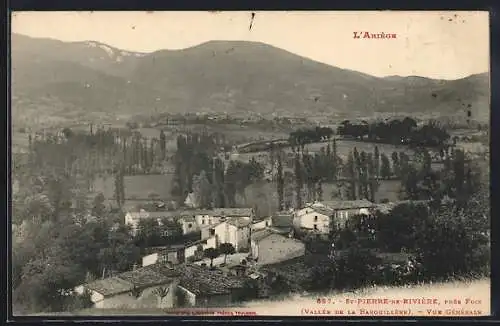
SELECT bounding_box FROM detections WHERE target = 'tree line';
[170,133,265,209]
[272,133,479,211]
[337,118,451,147]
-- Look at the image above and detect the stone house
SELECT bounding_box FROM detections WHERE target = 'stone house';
[175,264,252,307]
[212,217,251,252]
[250,229,306,266]
[74,265,180,309]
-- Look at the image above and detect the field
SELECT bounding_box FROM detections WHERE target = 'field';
[233,139,414,165]
[92,174,174,201]
[136,124,291,151]
[27,279,489,316]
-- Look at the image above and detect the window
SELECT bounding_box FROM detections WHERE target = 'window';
[202,220,205,225]
[188,223,193,228]
[314,224,318,230]
[265,221,269,227]
[158,254,168,264]
[314,216,318,222]
[209,228,215,236]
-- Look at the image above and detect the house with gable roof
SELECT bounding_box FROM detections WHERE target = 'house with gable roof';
[74,264,181,309]
[293,200,376,234]
[250,228,305,266]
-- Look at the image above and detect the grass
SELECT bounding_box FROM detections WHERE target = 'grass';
[92,174,175,201]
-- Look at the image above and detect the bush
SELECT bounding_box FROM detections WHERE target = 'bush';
[334,246,381,290]
[64,290,94,311]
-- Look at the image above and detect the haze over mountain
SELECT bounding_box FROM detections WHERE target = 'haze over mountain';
[11,33,489,127]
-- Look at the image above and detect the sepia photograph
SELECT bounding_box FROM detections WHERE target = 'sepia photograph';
[10,11,490,317]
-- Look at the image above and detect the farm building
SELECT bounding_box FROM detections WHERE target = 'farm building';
[250,229,305,266]
[293,200,376,233]
[142,245,186,267]
[251,216,273,231]
[74,265,180,309]
[293,206,332,234]
[271,213,294,234]
[211,217,252,252]
[175,264,252,307]
[124,207,254,235]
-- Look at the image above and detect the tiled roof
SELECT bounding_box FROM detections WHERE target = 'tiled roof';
[85,277,133,297]
[319,199,376,210]
[128,208,253,218]
[118,265,180,288]
[211,208,253,217]
[144,245,185,255]
[251,229,276,242]
[272,214,293,227]
[180,216,196,222]
[311,207,335,216]
[253,216,271,222]
[177,264,247,296]
[268,226,292,234]
[227,216,251,228]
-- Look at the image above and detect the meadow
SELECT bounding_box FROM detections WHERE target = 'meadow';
[92,174,174,201]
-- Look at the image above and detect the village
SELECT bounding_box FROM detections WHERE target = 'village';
[74,195,424,310]
[10,15,490,316]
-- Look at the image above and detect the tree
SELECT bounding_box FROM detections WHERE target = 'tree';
[373,146,380,178]
[376,202,430,252]
[331,138,339,180]
[345,152,357,200]
[276,151,284,211]
[391,151,400,178]
[159,130,166,161]
[204,247,220,268]
[367,153,379,202]
[416,186,489,280]
[135,219,161,248]
[294,152,303,208]
[212,158,226,208]
[91,193,106,219]
[192,170,212,209]
[114,166,125,208]
[219,243,236,265]
[380,153,391,180]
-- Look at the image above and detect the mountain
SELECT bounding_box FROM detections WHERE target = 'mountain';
[11,33,490,127]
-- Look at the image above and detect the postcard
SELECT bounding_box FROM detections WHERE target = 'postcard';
[10,11,490,317]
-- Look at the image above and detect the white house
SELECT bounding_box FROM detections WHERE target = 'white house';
[293,200,376,233]
[293,206,333,234]
[142,246,186,267]
[318,200,376,229]
[212,217,251,252]
[179,216,199,235]
[195,214,222,228]
[251,216,272,231]
[125,210,184,235]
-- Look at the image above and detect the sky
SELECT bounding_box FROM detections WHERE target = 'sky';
[11,11,490,80]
